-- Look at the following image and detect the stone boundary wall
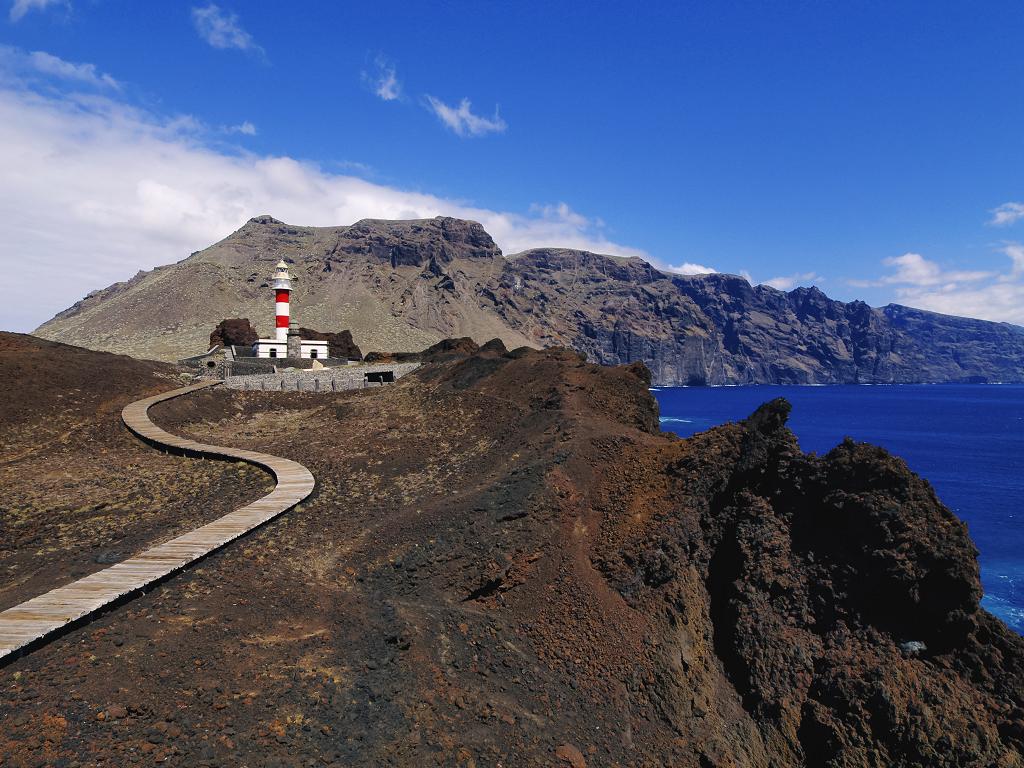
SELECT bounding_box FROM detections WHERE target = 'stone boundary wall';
[226,358,358,378]
[181,354,362,380]
[225,358,277,377]
[223,362,421,392]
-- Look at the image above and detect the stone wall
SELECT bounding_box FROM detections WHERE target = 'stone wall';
[223,363,420,392]
[225,358,277,377]
[179,348,226,378]
[225,357,357,376]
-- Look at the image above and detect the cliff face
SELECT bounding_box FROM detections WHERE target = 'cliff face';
[1,340,1022,765]
[492,251,1024,384]
[34,215,1024,384]
[595,395,1024,765]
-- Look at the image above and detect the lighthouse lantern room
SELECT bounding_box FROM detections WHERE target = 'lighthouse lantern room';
[252,260,329,360]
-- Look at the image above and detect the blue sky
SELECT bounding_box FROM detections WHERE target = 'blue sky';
[2,0,1024,331]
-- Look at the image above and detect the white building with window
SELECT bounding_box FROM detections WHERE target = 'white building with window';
[253,339,329,359]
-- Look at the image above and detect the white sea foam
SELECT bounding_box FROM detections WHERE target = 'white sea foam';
[659,417,693,423]
[982,593,1024,633]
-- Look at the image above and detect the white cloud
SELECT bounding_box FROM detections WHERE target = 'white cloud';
[226,120,256,135]
[1004,242,1024,277]
[27,50,119,90]
[424,96,506,137]
[665,262,717,275]
[889,282,1024,324]
[0,77,644,332]
[190,4,263,55]
[363,55,400,101]
[880,252,992,286]
[989,202,1024,227]
[861,247,1024,324]
[9,0,66,22]
[761,271,822,291]
[503,203,647,259]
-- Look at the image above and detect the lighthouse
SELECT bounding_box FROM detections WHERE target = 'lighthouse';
[252,260,328,360]
[272,260,291,342]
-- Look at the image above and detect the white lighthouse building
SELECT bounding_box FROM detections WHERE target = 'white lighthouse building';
[252,261,329,360]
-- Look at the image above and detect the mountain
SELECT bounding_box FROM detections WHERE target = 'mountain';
[35,215,1024,385]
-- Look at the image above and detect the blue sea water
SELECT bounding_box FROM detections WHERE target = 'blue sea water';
[651,385,1024,634]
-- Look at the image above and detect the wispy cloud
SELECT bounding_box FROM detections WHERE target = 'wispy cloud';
[225,120,256,135]
[851,248,1024,324]
[330,159,375,176]
[190,4,263,56]
[424,96,506,137]
[990,201,1024,227]
[665,262,717,275]
[0,71,642,332]
[881,252,991,287]
[1001,242,1024,278]
[27,50,119,90]
[761,271,822,290]
[363,55,400,101]
[505,203,647,259]
[9,0,67,22]
[0,46,121,91]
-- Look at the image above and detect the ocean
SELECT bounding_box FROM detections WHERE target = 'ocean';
[651,384,1024,634]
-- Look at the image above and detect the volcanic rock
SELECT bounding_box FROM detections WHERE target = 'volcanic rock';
[363,337,491,364]
[555,743,587,767]
[209,318,257,349]
[0,335,1022,765]
[297,327,362,360]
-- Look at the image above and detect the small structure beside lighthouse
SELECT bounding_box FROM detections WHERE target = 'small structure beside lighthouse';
[251,261,328,360]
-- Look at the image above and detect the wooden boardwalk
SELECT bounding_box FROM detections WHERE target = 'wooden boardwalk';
[0,380,315,662]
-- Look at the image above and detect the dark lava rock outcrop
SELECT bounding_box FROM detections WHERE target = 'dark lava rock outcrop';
[34,216,1024,384]
[209,318,258,349]
[594,395,1024,765]
[298,327,363,360]
[364,336,497,364]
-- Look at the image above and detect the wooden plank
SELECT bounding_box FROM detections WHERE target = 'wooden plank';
[0,380,315,662]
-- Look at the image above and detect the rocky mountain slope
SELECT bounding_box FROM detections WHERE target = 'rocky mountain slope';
[2,338,1022,765]
[35,215,1024,384]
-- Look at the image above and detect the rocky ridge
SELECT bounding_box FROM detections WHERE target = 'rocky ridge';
[34,215,1024,385]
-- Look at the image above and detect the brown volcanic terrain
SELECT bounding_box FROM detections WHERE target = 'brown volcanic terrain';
[35,215,1024,385]
[0,333,271,611]
[2,337,1023,766]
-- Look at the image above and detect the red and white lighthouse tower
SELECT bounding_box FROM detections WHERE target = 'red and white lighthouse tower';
[252,259,327,359]
[272,260,292,342]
